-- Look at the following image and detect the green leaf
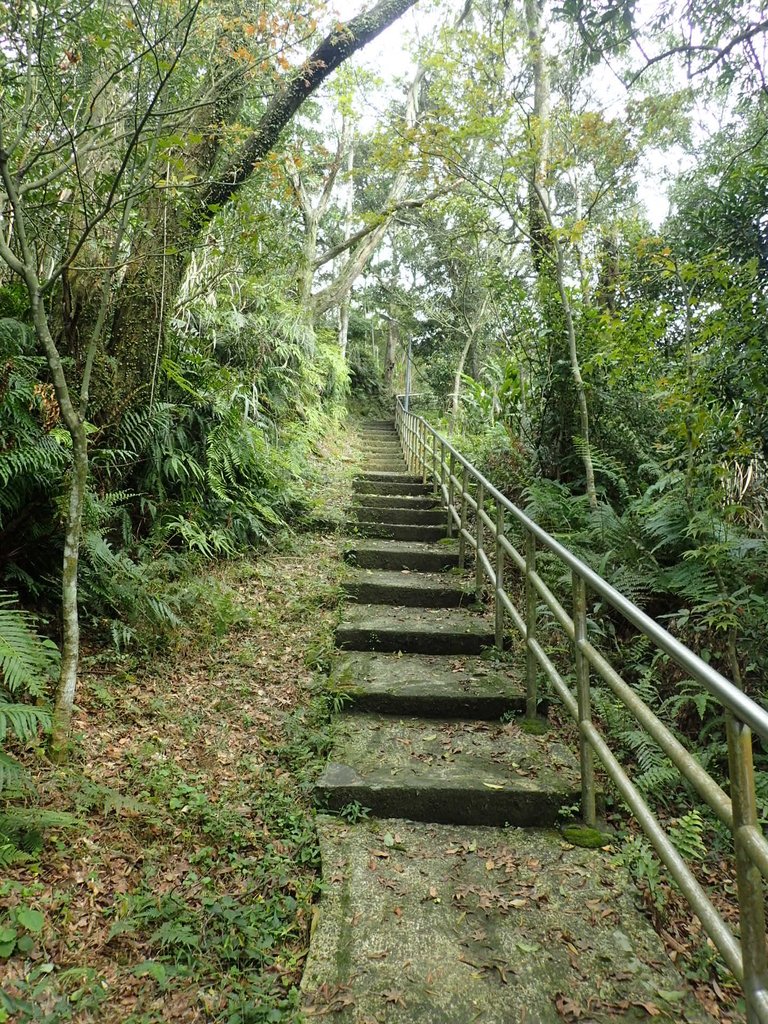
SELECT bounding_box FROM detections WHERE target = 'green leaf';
[15,908,44,933]
[132,960,167,984]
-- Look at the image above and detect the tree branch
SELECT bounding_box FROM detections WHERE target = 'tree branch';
[200,0,419,215]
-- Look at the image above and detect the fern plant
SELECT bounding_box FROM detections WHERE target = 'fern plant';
[0,592,57,793]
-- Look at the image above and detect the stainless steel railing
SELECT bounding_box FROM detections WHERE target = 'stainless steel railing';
[395,397,768,1023]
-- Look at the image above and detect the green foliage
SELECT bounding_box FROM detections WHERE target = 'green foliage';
[0,593,56,795]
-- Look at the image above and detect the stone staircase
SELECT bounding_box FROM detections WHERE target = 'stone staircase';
[301,420,713,1023]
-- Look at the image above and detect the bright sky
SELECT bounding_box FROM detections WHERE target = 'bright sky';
[332,0,678,227]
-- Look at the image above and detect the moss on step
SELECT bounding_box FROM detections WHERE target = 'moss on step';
[561,824,613,849]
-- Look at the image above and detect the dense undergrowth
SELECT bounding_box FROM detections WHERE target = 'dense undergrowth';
[0,423,360,1023]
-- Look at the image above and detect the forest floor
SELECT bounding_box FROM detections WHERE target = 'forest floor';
[0,423,361,1024]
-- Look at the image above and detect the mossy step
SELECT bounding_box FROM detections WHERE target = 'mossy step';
[344,539,461,572]
[315,714,580,826]
[343,568,472,606]
[302,818,715,1023]
[356,471,423,483]
[336,605,493,654]
[353,480,432,496]
[350,521,447,542]
[329,651,527,717]
[364,462,409,472]
[351,506,445,526]
[351,494,437,510]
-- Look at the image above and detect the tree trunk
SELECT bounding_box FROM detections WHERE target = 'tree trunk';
[451,334,473,433]
[525,0,553,275]
[553,236,598,509]
[109,0,419,402]
[384,317,399,393]
[338,141,355,358]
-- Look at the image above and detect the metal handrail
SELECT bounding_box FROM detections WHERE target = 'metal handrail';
[395,398,768,1023]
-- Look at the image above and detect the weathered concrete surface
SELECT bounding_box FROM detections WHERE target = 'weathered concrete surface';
[302,818,713,1023]
[351,506,446,526]
[353,480,432,496]
[350,521,447,543]
[351,494,437,510]
[328,651,527,717]
[343,568,472,607]
[357,471,423,483]
[336,605,493,654]
[315,714,579,825]
[364,456,411,468]
[344,539,461,572]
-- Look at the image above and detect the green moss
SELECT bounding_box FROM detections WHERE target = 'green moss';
[519,717,549,736]
[562,825,611,849]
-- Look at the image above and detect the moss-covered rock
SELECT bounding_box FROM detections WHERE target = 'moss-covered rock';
[562,824,612,849]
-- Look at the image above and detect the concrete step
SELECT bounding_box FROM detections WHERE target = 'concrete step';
[353,479,431,496]
[345,539,461,572]
[302,818,714,1024]
[343,567,472,606]
[329,651,527,717]
[351,506,445,526]
[360,420,395,428]
[336,605,493,654]
[350,521,447,542]
[364,443,402,451]
[315,714,580,826]
[356,471,422,483]
[352,494,437,510]
[365,462,409,472]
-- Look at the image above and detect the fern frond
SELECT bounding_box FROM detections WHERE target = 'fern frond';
[0,594,59,696]
[0,701,50,742]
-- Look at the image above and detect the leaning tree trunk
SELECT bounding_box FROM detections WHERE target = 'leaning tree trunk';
[109,0,420,404]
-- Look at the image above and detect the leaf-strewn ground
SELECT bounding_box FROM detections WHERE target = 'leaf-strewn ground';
[1,426,360,1024]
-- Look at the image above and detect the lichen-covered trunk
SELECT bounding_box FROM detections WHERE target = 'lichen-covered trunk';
[26,282,90,761]
[108,196,190,409]
[451,334,473,434]
[49,426,88,762]
[554,238,597,509]
[384,318,398,394]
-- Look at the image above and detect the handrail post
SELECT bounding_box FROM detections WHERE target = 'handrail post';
[525,531,538,718]
[475,481,485,600]
[420,420,428,484]
[495,502,505,650]
[447,451,456,538]
[572,571,596,826]
[458,463,469,569]
[432,433,439,497]
[726,712,768,1022]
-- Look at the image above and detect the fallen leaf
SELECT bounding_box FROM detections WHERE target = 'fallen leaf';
[381,989,406,1007]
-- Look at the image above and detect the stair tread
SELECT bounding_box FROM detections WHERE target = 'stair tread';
[329,652,525,716]
[321,713,577,791]
[339,604,491,635]
[316,713,580,825]
[302,819,714,1023]
[344,568,471,593]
